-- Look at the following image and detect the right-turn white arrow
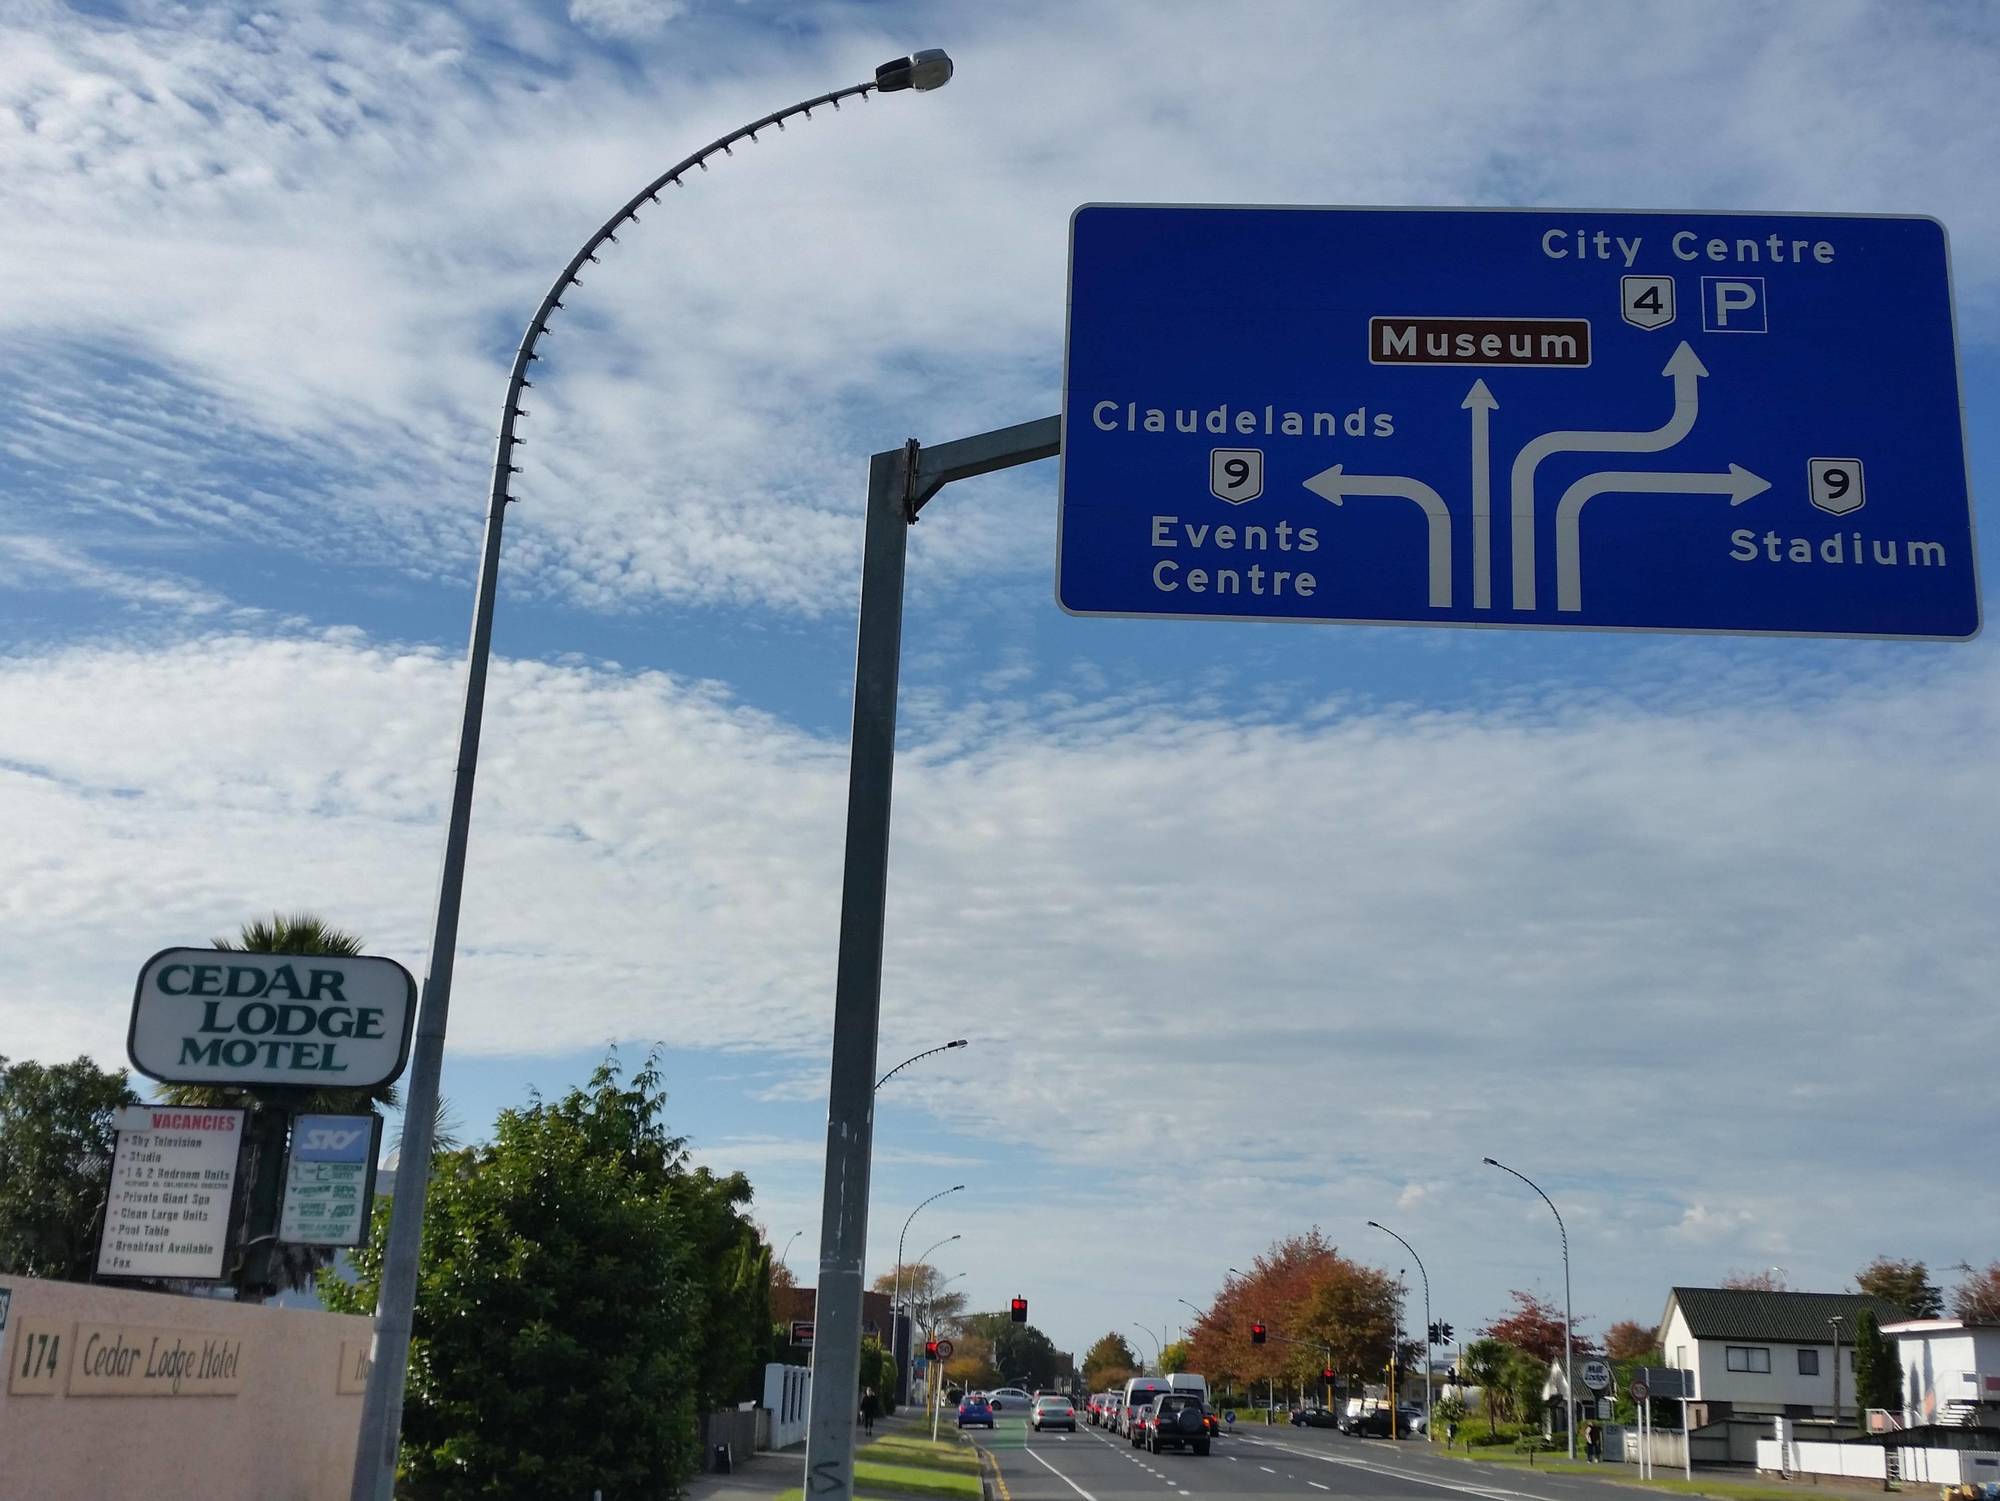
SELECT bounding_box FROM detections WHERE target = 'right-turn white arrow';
[1554,463,1771,613]
[1512,340,1709,611]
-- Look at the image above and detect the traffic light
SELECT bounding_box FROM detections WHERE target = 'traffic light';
[1321,1366,1335,1383]
[926,1340,940,1358]
[1010,1296,1027,1323]
[1250,1322,1267,1345]
[1428,1321,1454,1344]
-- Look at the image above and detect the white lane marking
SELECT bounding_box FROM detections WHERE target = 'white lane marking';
[1226,1436,1543,1501]
[1258,1466,1276,1474]
[1310,1484,1330,1492]
[1024,1445,1099,1501]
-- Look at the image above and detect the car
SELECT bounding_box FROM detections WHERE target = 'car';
[1032,1396,1078,1432]
[1127,1400,1157,1446]
[1119,1376,1175,1435]
[1099,1394,1123,1430]
[1144,1392,1211,1456]
[987,1387,1035,1413]
[957,1395,995,1429]
[1397,1406,1426,1436]
[1290,1405,1340,1429]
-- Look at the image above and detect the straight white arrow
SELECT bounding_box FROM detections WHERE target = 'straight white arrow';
[1554,464,1771,612]
[1510,341,1709,611]
[1463,379,1497,610]
[1302,464,1452,608]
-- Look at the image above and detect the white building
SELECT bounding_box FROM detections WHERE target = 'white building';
[1882,1319,2000,1431]
[1657,1287,1908,1423]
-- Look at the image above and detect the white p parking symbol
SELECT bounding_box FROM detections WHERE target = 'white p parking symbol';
[1702,276,1767,333]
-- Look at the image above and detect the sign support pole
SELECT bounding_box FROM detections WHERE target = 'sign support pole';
[802,416,1059,1501]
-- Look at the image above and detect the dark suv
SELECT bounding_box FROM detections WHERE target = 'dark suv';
[1145,1392,1211,1456]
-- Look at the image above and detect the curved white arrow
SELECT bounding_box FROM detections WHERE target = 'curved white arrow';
[1302,464,1452,608]
[1464,379,1498,610]
[1554,464,1771,612]
[1510,341,1709,611]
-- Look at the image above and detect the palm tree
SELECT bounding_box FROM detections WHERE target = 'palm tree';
[161,912,397,1298]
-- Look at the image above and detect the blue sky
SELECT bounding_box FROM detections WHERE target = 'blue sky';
[3,0,1998,1359]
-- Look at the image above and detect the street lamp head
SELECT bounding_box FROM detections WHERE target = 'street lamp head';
[947,1038,969,1049]
[1482,1156,1499,1166]
[875,49,954,93]
[1367,1220,1383,1229]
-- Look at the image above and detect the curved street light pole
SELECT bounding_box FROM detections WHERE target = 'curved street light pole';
[894,1186,965,1317]
[1135,1321,1164,1372]
[876,1038,969,1091]
[781,1229,803,1272]
[1368,1220,1433,1435]
[346,52,954,1501]
[1485,1157,1575,1459]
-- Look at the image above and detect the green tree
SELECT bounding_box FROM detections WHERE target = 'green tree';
[965,1312,1062,1388]
[1855,1257,1940,1318]
[0,1055,139,1280]
[1852,1311,1899,1428]
[1461,1338,1510,1435]
[1503,1346,1550,1432]
[1432,1391,1468,1446]
[1162,1338,1193,1374]
[325,1052,761,1499]
[1083,1332,1140,1388]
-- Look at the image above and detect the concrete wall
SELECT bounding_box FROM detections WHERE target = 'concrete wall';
[0,1272,373,1501]
[765,1362,812,1449]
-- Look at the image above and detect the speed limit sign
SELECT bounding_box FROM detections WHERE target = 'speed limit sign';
[1630,1379,1649,1403]
[935,1339,954,1360]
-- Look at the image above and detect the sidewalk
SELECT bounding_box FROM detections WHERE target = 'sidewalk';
[682,1439,805,1501]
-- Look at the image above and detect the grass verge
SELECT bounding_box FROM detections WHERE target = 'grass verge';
[773,1433,984,1501]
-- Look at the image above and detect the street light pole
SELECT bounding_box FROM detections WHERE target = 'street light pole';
[781,1230,804,1272]
[346,53,952,1501]
[1368,1220,1433,1437]
[876,1039,968,1091]
[1484,1157,1575,1460]
[1830,1315,1846,1427]
[805,410,1063,1501]
[1135,1322,1164,1373]
[893,1186,964,1320]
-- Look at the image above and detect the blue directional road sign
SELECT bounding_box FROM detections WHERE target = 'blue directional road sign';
[1058,206,1979,639]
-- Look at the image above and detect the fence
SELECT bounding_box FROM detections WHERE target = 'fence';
[1756,1439,2000,1485]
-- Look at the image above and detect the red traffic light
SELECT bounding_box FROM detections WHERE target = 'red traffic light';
[1250,1322,1267,1345]
[1321,1366,1335,1382]
[926,1340,940,1358]
[1010,1296,1028,1323]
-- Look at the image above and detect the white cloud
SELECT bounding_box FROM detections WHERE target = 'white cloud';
[0,628,1994,1331]
[3,2,1995,617]
[567,0,689,41]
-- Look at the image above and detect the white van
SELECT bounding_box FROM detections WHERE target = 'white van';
[1167,1373,1210,1404]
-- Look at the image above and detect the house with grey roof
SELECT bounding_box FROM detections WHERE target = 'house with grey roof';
[1658,1287,1908,1424]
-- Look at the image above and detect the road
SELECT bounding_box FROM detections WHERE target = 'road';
[966,1415,1676,1501]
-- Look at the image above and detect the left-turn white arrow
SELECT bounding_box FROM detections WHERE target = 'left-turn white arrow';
[1302,464,1453,608]
[1554,464,1770,612]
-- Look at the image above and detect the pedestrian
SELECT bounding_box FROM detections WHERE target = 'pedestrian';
[1446,1416,1458,1448]
[1586,1420,1602,1463]
[861,1388,879,1436]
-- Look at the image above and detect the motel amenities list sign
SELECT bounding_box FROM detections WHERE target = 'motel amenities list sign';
[1057,205,1979,639]
[96,1106,243,1280]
